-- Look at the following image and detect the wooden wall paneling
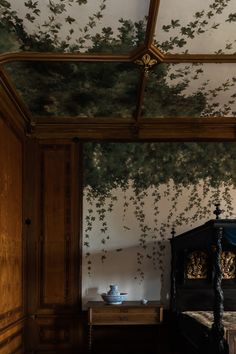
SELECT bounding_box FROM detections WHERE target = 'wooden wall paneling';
[26,314,87,354]
[39,144,74,307]
[23,138,41,354]
[25,140,84,353]
[0,321,24,354]
[0,117,24,329]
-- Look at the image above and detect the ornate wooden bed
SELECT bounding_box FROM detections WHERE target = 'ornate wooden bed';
[170,209,236,354]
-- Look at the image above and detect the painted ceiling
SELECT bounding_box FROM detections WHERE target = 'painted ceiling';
[0,0,236,125]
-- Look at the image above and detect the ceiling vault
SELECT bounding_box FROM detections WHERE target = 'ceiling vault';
[0,0,236,140]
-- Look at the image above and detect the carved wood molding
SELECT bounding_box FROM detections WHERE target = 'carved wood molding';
[33,119,236,140]
[0,307,23,322]
[39,325,70,345]
[0,329,23,353]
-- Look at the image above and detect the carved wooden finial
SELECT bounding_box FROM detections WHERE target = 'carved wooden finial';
[213,203,222,220]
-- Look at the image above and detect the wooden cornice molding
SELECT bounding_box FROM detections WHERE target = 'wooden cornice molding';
[32,118,236,141]
[145,0,161,48]
[150,45,236,63]
[0,52,132,65]
[1,48,236,65]
[139,118,236,141]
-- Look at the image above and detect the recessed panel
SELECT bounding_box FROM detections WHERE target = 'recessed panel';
[0,0,149,53]
[155,0,236,54]
[4,61,140,118]
[142,63,236,118]
[0,118,23,328]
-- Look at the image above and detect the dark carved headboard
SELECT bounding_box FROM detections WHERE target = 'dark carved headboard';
[170,219,236,312]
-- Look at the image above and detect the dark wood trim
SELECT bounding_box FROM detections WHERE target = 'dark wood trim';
[32,118,236,141]
[0,308,23,322]
[38,324,70,345]
[0,52,132,64]
[24,139,40,315]
[74,142,83,310]
[155,48,236,63]
[64,146,72,304]
[145,0,161,48]
[163,53,236,63]
[1,48,236,64]
[0,329,23,349]
[0,317,25,335]
[39,145,73,307]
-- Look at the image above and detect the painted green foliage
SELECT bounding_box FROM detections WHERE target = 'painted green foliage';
[0,0,146,53]
[5,61,140,117]
[84,142,236,193]
[83,142,236,279]
[0,0,236,117]
[156,0,236,54]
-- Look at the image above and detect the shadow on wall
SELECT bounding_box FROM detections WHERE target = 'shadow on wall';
[82,240,171,308]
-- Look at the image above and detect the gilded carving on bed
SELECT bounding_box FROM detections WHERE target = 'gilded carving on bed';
[221,251,236,279]
[186,251,208,279]
[185,250,236,280]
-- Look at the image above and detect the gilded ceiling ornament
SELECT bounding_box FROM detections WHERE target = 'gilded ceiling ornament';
[221,251,236,279]
[186,251,208,279]
[134,53,157,74]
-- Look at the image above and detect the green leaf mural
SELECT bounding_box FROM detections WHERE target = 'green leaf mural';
[83,142,236,280]
[155,0,236,54]
[0,0,148,53]
[1,0,236,118]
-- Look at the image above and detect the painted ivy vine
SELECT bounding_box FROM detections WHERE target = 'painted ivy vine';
[83,142,236,280]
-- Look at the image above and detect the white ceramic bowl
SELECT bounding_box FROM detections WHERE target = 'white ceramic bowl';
[101,292,127,305]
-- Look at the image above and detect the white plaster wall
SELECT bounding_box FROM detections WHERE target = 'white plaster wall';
[82,183,236,308]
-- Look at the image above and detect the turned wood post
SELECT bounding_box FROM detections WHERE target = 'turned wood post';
[211,226,225,354]
[170,227,177,312]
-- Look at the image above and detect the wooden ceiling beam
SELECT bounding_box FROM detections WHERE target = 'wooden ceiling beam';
[32,118,236,141]
[145,0,161,48]
[0,52,132,65]
[150,46,236,63]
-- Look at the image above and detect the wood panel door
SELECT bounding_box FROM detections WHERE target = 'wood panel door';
[25,141,85,353]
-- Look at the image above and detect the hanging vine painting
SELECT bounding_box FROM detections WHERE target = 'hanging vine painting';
[83,142,236,292]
